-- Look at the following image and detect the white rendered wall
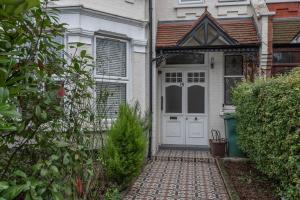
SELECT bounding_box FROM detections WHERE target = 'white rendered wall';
[54,0,148,21]
[156,0,255,21]
[208,52,225,138]
[56,7,149,112]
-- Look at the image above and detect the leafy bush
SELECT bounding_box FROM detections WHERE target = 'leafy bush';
[233,69,300,199]
[0,1,105,199]
[100,103,147,189]
[104,187,121,200]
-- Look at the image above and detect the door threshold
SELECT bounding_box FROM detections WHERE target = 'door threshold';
[159,144,210,151]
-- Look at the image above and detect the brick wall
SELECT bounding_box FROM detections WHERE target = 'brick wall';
[268,2,300,18]
[267,2,300,75]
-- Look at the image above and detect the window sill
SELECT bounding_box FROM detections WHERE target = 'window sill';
[273,63,300,67]
[174,4,207,9]
[215,0,250,7]
[220,106,235,117]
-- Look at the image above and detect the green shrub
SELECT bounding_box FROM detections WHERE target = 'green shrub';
[104,187,121,200]
[100,104,147,189]
[233,69,300,199]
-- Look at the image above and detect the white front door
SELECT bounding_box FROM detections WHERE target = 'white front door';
[162,70,208,146]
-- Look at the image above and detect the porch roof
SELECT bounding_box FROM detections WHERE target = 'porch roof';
[156,17,260,48]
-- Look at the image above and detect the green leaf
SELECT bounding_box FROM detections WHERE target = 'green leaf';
[52,191,64,200]
[0,181,9,191]
[40,169,47,177]
[0,87,9,102]
[50,166,59,176]
[24,193,32,200]
[63,153,69,165]
[76,43,85,47]
[0,122,17,131]
[13,170,27,178]
[35,105,41,118]
[40,111,47,120]
[26,0,40,9]
[3,185,27,200]
[80,50,87,58]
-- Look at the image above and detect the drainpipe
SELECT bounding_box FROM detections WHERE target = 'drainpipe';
[148,0,153,159]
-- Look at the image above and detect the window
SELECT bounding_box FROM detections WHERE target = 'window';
[165,72,182,83]
[224,55,243,105]
[96,37,127,77]
[165,85,182,113]
[95,37,128,118]
[179,0,203,4]
[166,53,204,65]
[273,51,300,64]
[187,72,205,83]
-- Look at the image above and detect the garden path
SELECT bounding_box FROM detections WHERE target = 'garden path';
[124,149,229,200]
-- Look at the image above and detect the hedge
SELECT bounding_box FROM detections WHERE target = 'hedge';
[232,69,300,199]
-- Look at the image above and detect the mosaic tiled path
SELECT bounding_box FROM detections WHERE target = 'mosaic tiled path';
[124,149,229,200]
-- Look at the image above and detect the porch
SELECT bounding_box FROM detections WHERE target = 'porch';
[151,11,260,153]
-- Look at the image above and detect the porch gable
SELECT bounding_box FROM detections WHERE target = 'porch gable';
[177,11,238,47]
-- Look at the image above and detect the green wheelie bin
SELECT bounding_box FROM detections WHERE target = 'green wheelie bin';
[223,113,244,157]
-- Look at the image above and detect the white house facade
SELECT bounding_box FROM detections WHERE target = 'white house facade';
[52,0,150,118]
[53,0,300,157]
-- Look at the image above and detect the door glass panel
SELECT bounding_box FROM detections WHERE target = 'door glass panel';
[166,85,182,113]
[188,85,205,113]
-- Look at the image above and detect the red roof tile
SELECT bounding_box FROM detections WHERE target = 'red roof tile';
[156,17,260,48]
[273,19,300,44]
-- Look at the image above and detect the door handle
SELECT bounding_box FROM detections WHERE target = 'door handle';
[195,117,198,120]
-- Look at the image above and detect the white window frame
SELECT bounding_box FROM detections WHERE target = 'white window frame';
[93,35,132,119]
[218,0,246,2]
[179,0,204,4]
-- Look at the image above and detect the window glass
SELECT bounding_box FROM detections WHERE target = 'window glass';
[165,72,182,83]
[224,77,242,105]
[165,86,182,113]
[96,38,126,77]
[95,37,128,119]
[96,82,126,118]
[224,55,244,105]
[187,72,205,83]
[166,53,204,65]
[188,85,205,113]
[273,51,300,64]
[225,55,243,76]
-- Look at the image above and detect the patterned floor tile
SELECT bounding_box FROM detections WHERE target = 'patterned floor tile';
[124,149,229,200]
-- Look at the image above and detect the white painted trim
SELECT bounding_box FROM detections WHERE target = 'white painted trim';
[93,35,132,104]
[174,4,207,8]
[133,39,148,53]
[266,0,300,3]
[159,66,209,146]
[52,5,147,28]
[215,0,250,7]
[178,0,204,4]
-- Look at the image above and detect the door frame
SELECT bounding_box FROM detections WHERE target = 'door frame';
[160,66,210,146]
